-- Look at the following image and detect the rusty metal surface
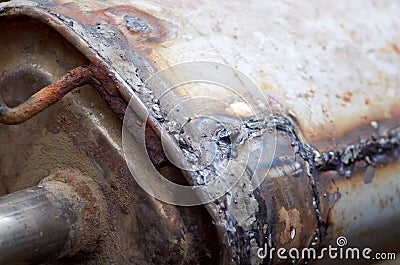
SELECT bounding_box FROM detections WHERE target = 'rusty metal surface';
[0,65,91,124]
[0,14,219,265]
[321,161,400,250]
[133,0,400,145]
[0,171,107,265]
[0,0,399,265]
[0,2,397,145]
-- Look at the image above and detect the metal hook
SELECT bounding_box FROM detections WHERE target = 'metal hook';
[0,65,93,125]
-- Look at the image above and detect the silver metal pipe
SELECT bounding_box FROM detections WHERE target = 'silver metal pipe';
[0,172,105,265]
[0,186,73,264]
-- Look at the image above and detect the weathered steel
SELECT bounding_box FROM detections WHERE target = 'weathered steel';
[0,13,219,265]
[0,0,399,265]
[0,65,91,124]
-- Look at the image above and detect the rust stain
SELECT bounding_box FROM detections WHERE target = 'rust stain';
[335,90,358,106]
[392,43,400,55]
[95,5,169,43]
[259,82,274,90]
[358,230,372,239]
[87,62,169,166]
[379,196,390,210]
[0,57,166,164]
[379,43,400,55]
[0,63,127,124]
[343,91,352,102]
[278,207,303,246]
[49,2,173,49]
[44,171,107,253]
[0,65,92,125]
[88,63,127,119]
[145,125,168,167]
[335,226,344,236]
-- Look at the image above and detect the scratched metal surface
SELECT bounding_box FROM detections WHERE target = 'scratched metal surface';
[144,0,400,144]
[118,0,400,144]
[3,0,398,144]
[0,1,399,264]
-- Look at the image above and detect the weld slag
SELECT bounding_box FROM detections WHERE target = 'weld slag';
[317,125,400,176]
[125,58,400,262]
[158,113,325,263]
[167,112,400,264]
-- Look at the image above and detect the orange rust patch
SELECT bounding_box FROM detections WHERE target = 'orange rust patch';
[93,5,171,45]
[335,226,344,235]
[392,43,400,55]
[334,91,353,103]
[0,65,92,125]
[343,91,352,102]
[358,230,372,239]
[379,43,400,55]
[43,171,107,253]
[49,2,173,49]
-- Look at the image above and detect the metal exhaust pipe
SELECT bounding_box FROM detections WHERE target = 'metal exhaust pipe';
[0,172,106,265]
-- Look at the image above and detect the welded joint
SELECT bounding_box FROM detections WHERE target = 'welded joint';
[316,125,400,175]
[189,112,400,264]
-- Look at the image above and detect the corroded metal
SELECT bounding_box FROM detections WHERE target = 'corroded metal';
[0,0,399,265]
[0,171,107,265]
[0,13,219,265]
[0,65,91,124]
